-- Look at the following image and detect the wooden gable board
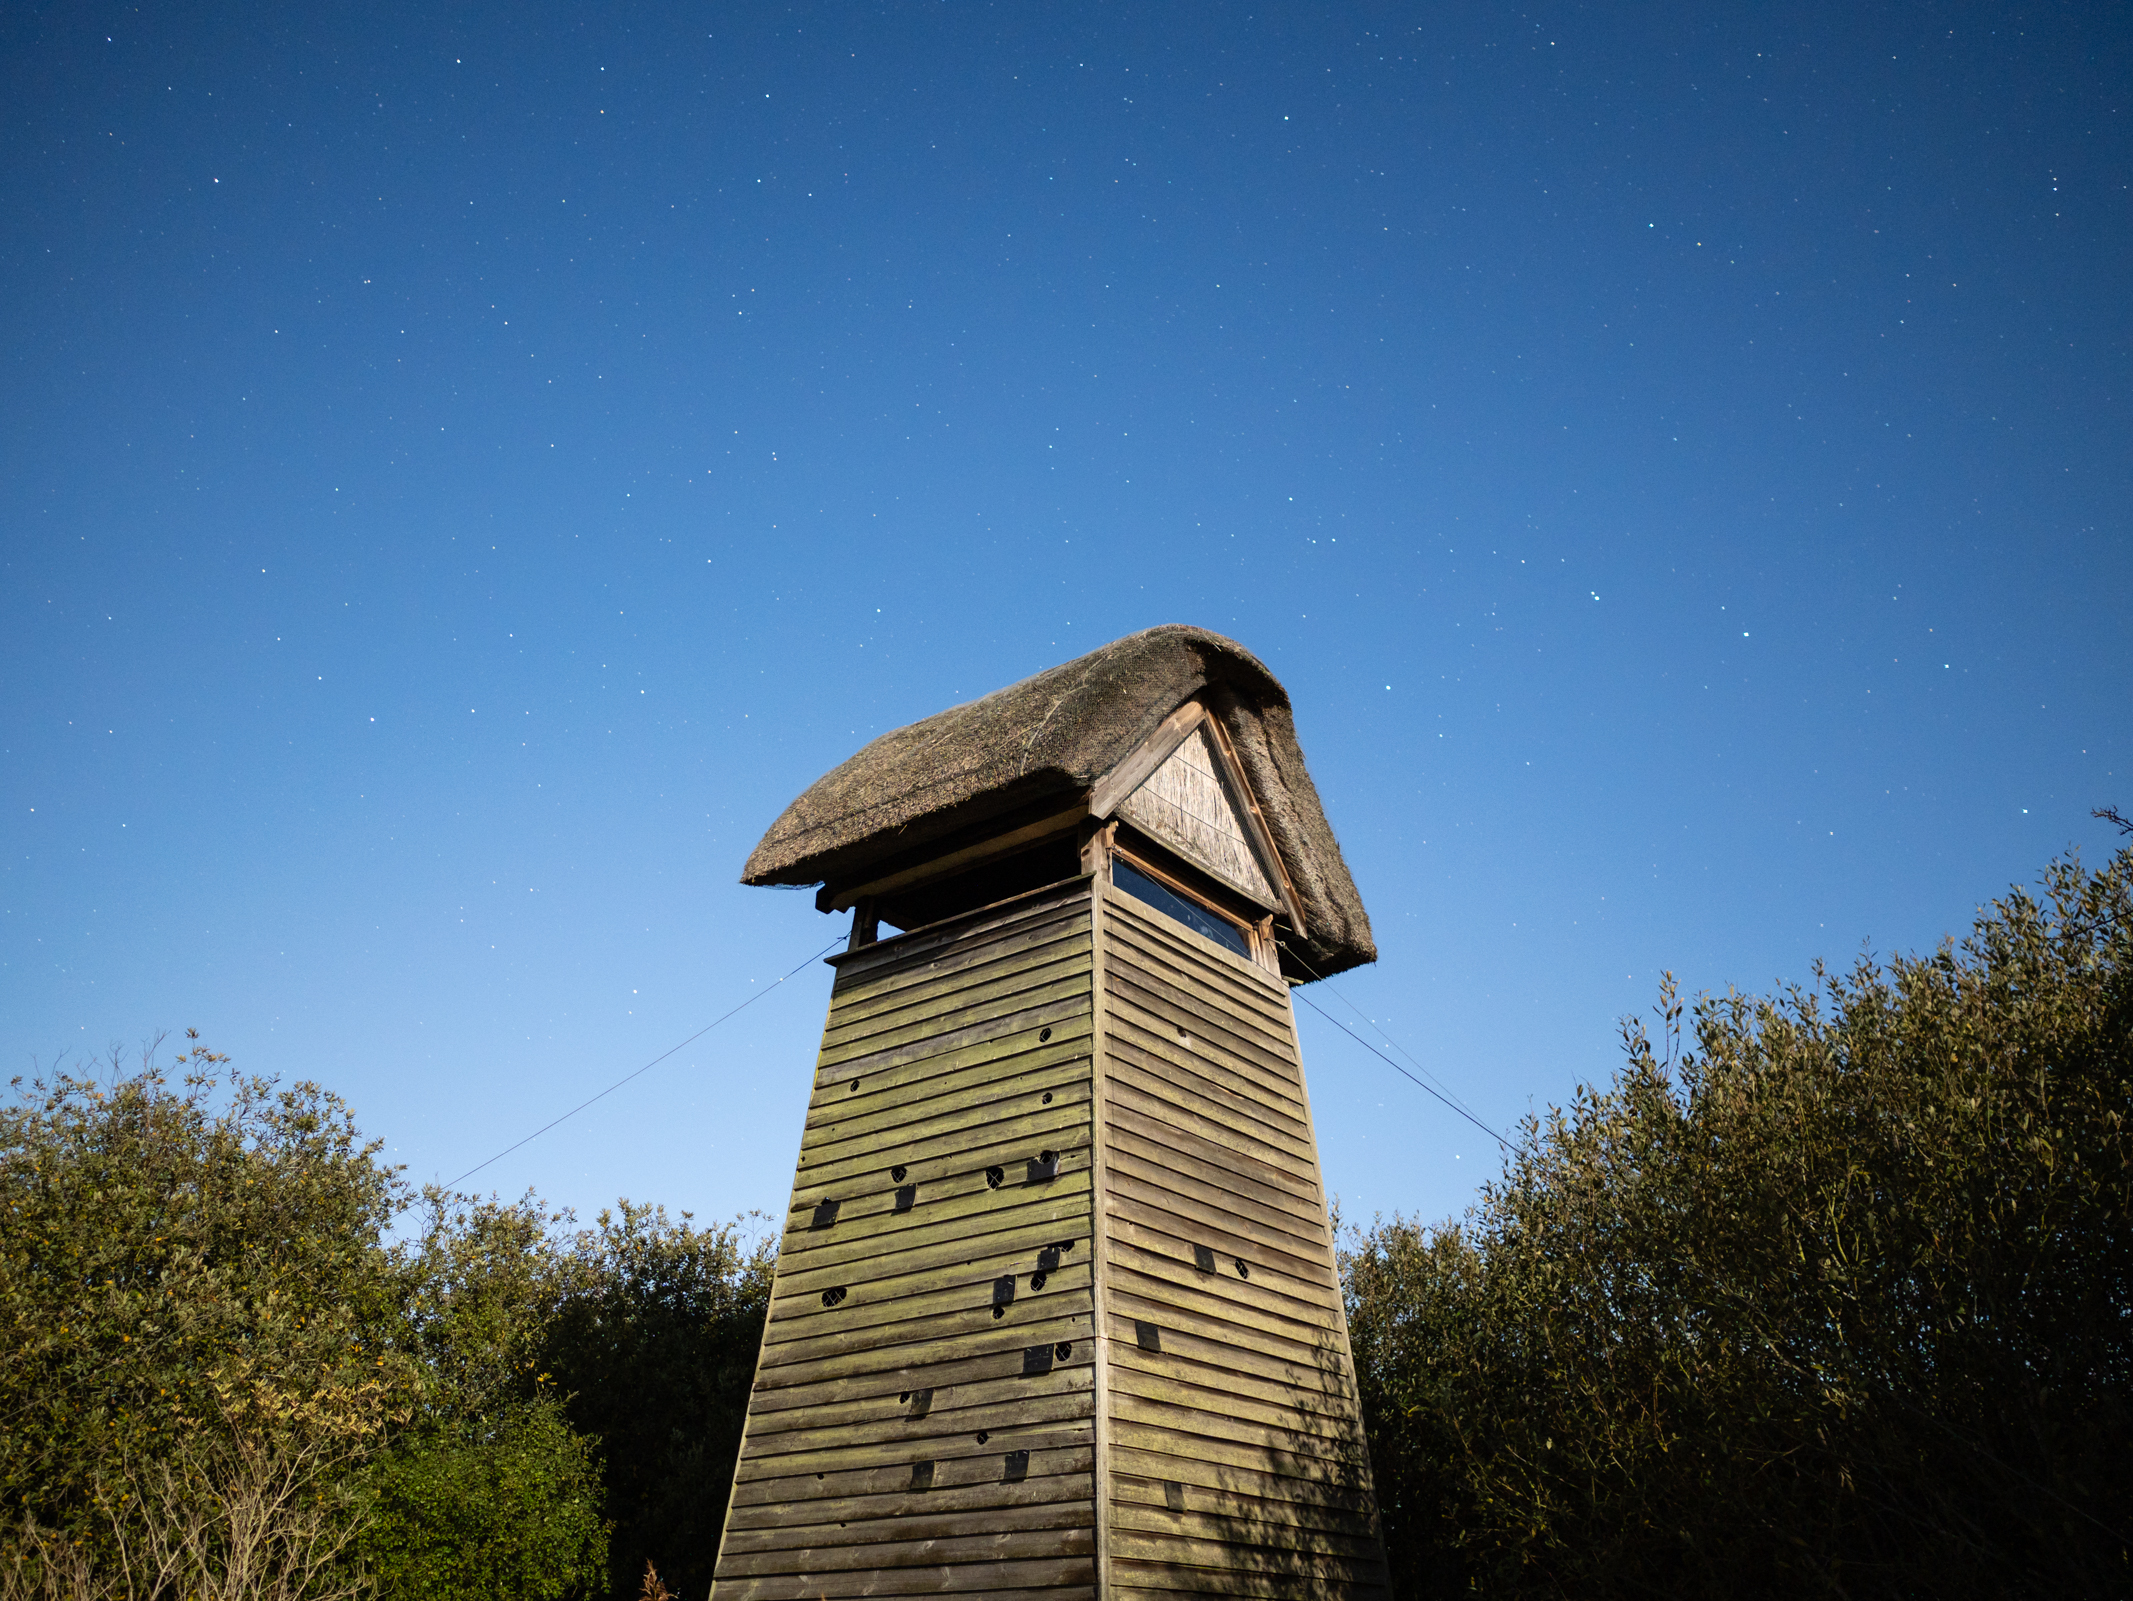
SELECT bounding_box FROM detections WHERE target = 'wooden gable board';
[1118,725,1279,909]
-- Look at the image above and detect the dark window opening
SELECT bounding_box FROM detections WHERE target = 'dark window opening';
[1113,858,1251,958]
[874,835,1081,933]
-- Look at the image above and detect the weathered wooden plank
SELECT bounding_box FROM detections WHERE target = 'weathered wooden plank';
[1099,1007,1305,1124]
[1104,969,1299,1087]
[816,996,1094,1087]
[1106,1342,1355,1422]
[823,936,1091,1044]
[749,1321,1101,1415]
[730,1417,1096,1483]
[1105,1209,1339,1305]
[1102,1100,1320,1209]
[1103,954,1298,1071]
[795,1078,1092,1185]
[831,883,1092,992]
[744,1355,1094,1440]
[1106,1401,1369,1471]
[1104,899,1294,1021]
[1109,1586,1380,1601]
[737,1379,1093,1463]
[1101,1050,1319,1176]
[1110,1501,1385,1562]
[1105,1124,1325,1233]
[760,1292,1095,1368]
[724,1496,1094,1556]
[766,1252,1094,1334]
[1108,1363,1361,1441]
[792,1100,1092,1190]
[820,968,1095,1069]
[778,1171,1092,1274]
[1101,1010,1306,1127]
[1109,1568,1383,1600]
[1103,1163,1329,1266]
[1107,1250,1343,1342]
[805,1030,1092,1137]
[713,1555,1095,1599]
[823,941,1091,1052]
[1106,1437,1375,1511]
[1108,1527,1383,1582]
[1107,1449,1375,1521]
[1106,1280,1341,1369]
[727,1446,1094,1509]
[726,1473,1094,1533]
[1101,1318,1354,1404]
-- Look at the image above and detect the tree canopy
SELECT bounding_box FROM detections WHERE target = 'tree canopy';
[1348,846,2133,1597]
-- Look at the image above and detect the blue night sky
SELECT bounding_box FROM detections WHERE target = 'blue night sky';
[4,2,2127,1233]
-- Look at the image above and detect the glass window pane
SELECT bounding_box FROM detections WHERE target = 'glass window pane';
[1112,859,1251,958]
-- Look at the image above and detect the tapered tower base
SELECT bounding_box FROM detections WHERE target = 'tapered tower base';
[710,871,1387,1599]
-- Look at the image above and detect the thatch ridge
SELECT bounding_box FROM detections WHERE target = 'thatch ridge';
[741,624,1374,976]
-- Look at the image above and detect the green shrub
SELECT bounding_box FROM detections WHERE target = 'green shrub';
[1349,847,2133,1598]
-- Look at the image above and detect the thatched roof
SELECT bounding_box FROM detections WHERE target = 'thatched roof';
[742,625,1375,976]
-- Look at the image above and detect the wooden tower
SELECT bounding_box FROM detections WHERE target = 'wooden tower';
[712,625,1389,1600]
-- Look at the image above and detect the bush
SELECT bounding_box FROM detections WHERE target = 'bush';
[1348,848,2133,1598]
[542,1201,774,1601]
[359,1398,607,1601]
[0,1041,415,1590]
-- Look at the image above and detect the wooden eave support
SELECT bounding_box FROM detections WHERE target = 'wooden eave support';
[820,802,1088,913]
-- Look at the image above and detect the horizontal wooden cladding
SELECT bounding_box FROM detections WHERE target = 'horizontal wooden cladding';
[830,879,1093,993]
[713,1555,1094,1600]
[1102,1042,1316,1180]
[1109,1364,1364,1456]
[778,1167,1092,1277]
[793,1092,1091,1194]
[1113,1499,1386,1564]
[750,1322,1100,1418]
[805,1023,1092,1140]
[793,1088,1090,1206]
[1108,1449,1374,1526]
[743,1350,1094,1441]
[1108,1532,1386,1592]
[1100,1008,1300,1124]
[1107,1276,1340,1374]
[823,927,1091,1053]
[723,1499,1094,1564]
[819,987,1094,1089]
[1101,1316,1353,1410]
[821,957,1093,1073]
[1107,1207,1339,1310]
[1105,1160,1329,1271]
[1102,932,1296,1064]
[766,1252,1092,1345]
[737,1376,1094,1471]
[1102,895,1291,1022]
[1104,1100,1319,1213]
[732,1417,1096,1487]
[1103,960,1298,1088]
[728,1444,1093,1510]
[1108,1397,1369,1478]
[1104,1123,1323,1238]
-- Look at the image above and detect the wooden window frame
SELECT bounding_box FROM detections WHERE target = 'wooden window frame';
[1107,834,1280,975]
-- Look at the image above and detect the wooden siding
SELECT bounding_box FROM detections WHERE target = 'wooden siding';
[713,871,1387,1599]
[1094,887,1390,1599]
[710,880,1101,1600]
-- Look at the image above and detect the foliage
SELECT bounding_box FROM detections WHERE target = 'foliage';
[1348,847,2133,1598]
[541,1201,775,1601]
[357,1398,606,1601]
[0,1043,621,1600]
[0,1038,415,1584]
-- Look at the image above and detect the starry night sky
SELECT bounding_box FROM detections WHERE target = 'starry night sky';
[4,1,2127,1230]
